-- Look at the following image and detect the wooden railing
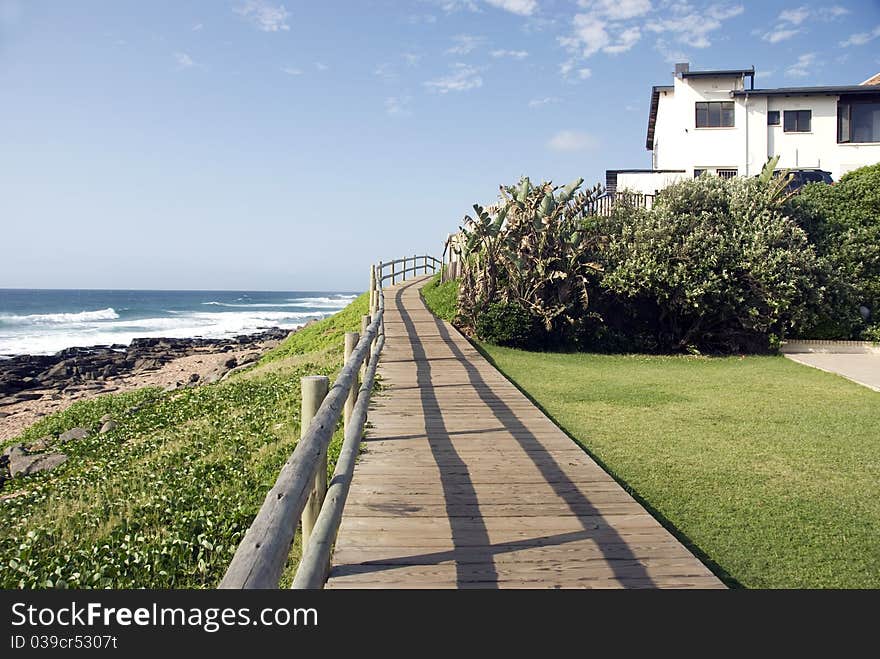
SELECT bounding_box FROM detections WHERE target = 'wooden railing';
[375,255,442,287]
[590,192,655,216]
[219,255,439,589]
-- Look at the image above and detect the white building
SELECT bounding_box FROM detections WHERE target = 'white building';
[607,63,880,195]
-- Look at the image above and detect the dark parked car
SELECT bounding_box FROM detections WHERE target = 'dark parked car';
[774,168,834,193]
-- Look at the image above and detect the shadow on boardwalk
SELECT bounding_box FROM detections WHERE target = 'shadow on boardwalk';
[327,277,723,588]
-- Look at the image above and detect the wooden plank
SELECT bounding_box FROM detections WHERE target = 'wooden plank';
[326,277,724,590]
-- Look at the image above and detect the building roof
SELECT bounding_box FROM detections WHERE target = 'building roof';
[646,85,673,150]
[731,85,880,97]
[862,73,880,86]
[681,67,755,79]
[606,169,686,174]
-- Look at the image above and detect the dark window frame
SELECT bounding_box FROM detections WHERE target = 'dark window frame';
[695,101,735,128]
[838,98,880,144]
[767,110,780,126]
[783,109,812,133]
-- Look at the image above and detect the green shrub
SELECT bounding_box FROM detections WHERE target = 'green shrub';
[600,175,823,353]
[475,300,539,348]
[786,163,880,339]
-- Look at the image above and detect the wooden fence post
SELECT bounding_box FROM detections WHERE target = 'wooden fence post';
[343,332,359,434]
[391,260,396,286]
[369,265,375,315]
[300,375,330,550]
[360,315,370,380]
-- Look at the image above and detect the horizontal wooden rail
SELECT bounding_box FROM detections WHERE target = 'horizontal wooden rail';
[220,253,433,589]
[376,254,440,286]
[292,331,386,588]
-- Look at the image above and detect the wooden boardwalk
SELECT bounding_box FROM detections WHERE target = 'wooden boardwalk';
[326,277,724,589]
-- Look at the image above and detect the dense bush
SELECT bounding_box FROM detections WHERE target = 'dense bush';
[786,163,880,340]
[447,163,879,353]
[456,177,604,348]
[474,300,539,348]
[598,175,824,353]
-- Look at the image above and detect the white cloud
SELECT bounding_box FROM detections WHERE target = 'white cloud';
[779,6,810,25]
[174,52,195,68]
[654,38,688,64]
[385,96,412,116]
[446,34,487,55]
[424,63,483,93]
[819,6,849,19]
[281,66,302,75]
[604,26,641,53]
[560,14,610,57]
[840,25,880,47]
[484,0,538,16]
[547,130,598,152]
[580,0,652,21]
[762,27,799,43]
[192,23,204,31]
[436,0,480,13]
[528,96,561,108]
[785,52,815,77]
[315,62,329,71]
[755,68,776,80]
[490,49,529,59]
[234,1,290,32]
[559,59,592,80]
[645,3,743,49]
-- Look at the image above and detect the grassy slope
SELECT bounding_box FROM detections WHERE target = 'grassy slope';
[478,347,880,588]
[420,274,458,323]
[0,293,368,589]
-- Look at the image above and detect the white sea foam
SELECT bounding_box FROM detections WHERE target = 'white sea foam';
[0,309,333,356]
[0,308,120,325]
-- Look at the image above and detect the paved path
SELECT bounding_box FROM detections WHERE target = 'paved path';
[326,277,724,589]
[785,353,880,392]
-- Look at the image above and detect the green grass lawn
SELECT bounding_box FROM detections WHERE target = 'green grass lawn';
[0,294,368,589]
[478,347,880,588]
[420,274,458,323]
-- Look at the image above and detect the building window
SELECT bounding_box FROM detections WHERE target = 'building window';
[694,169,706,178]
[768,110,780,126]
[838,100,880,143]
[695,101,735,128]
[717,169,738,179]
[783,110,811,132]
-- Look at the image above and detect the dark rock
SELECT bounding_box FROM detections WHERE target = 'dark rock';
[58,427,89,443]
[223,357,238,369]
[10,451,68,477]
[189,373,200,383]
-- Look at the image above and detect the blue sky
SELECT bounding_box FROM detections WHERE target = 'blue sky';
[1,0,879,290]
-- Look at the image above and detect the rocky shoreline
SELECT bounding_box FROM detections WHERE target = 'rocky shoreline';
[0,327,294,442]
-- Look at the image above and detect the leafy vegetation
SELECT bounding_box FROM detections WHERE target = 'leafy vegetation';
[786,162,880,340]
[480,345,880,588]
[449,162,880,352]
[0,295,367,589]
[420,275,458,323]
[599,173,822,353]
[456,177,603,347]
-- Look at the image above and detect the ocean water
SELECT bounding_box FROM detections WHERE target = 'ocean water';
[0,289,359,357]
